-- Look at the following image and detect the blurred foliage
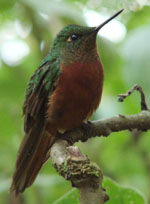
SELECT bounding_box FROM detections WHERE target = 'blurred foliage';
[103,177,146,204]
[0,0,150,204]
[53,177,146,204]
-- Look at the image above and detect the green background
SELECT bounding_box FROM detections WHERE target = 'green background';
[0,0,150,203]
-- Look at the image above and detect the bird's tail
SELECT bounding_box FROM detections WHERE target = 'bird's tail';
[10,121,56,196]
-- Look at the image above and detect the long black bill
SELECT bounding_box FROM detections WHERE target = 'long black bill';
[95,9,124,32]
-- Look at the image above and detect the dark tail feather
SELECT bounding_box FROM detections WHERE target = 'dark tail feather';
[10,122,56,195]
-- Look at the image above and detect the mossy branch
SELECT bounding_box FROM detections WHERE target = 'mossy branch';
[50,140,108,204]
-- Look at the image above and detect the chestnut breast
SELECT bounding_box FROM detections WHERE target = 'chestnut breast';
[47,61,104,131]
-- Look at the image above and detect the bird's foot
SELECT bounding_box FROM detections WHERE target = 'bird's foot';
[78,121,93,142]
[56,131,74,145]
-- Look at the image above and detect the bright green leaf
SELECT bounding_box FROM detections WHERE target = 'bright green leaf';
[103,177,146,204]
[51,177,146,204]
[52,188,79,204]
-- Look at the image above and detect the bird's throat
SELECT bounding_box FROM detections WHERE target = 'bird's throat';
[60,43,98,65]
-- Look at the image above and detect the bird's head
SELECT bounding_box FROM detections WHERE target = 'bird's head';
[50,9,123,63]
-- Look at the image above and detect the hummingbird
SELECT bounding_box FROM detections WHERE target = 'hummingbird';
[10,9,123,195]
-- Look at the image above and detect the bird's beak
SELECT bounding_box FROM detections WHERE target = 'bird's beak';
[94,9,124,33]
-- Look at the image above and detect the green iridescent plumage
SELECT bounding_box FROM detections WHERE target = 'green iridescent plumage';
[23,55,61,135]
[24,55,61,103]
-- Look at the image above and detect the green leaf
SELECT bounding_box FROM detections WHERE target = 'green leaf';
[52,188,79,204]
[52,177,146,204]
[103,177,146,204]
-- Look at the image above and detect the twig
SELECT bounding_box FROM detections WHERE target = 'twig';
[118,84,149,111]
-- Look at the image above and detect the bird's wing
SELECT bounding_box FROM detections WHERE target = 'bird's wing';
[23,56,61,132]
[10,56,62,194]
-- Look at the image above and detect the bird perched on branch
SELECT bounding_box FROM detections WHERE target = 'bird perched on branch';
[10,9,123,195]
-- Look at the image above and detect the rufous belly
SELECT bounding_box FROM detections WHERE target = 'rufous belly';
[47,61,104,132]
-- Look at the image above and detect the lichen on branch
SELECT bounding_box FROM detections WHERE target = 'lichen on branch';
[50,140,108,204]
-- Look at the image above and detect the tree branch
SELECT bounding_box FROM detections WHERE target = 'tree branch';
[51,85,150,203]
[51,111,150,203]
[57,110,150,144]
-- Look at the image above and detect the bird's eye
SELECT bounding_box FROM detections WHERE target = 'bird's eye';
[67,34,81,42]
